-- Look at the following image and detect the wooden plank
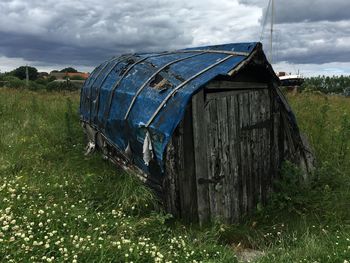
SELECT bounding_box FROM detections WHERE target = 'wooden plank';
[257,91,263,203]
[206,90,251,101]
[268,87,275,195]
[164,135,180,217]
[228,94,240,222]
[243,93,252,213]
[249,91,257,210]
[260,90,266,204]
[216,96,230,220]
[244,92,250,215]
[180,104,198,221]
[220,96,231,221]
[192,90,210,225]
[273,91,282,184]
[261,89,270,203]
[212,98,221,219]
[266,89,272,200]
[205,99,217,220]
[224,95,233,222]
[255,91,262,204]
[236,93,244,218]
[175,122,185,218]
[238,92,248,216]
[254,90,261,206]
[206,81,268,90]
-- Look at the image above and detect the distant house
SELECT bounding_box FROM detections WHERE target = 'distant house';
[50,71,90,80]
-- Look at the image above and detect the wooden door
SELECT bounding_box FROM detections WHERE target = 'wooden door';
[192,83,277,223]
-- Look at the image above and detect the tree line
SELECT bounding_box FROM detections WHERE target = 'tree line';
[0,66,82,91]
[2,66,79,81]
[300,75,350,96]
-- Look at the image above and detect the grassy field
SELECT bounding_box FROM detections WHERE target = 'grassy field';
[0,88,349,263]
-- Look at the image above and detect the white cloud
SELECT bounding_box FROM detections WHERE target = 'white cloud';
[0,56,30,72]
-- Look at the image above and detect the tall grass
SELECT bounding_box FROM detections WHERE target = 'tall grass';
[0,89,235,262]
[252,93,350,262]
[0,88,349,262]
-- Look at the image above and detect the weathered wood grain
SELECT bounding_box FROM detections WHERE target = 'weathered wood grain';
[205,99,217,219]
[163,79,295,224]
[192,90,210,225]
[206,81,268,90]
[228,94,240,222]
[180,104,198,221]
[164,133,180,217]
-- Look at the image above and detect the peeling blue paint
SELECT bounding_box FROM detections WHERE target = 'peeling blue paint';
[80,42,260,174]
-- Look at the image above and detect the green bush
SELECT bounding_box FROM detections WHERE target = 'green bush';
[267,162,308,214]
[47,76,56,82]
[3,76,25,89]
[2,75,21,82]
[46,80,81,92]
[0,75,82,91]
[28,81,46,91]
[46,81,64,91]
[0,76,47,90]
[35,78,49,86]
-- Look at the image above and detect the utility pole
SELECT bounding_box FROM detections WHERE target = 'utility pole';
[25,65,29,86]
[269,0,275,64]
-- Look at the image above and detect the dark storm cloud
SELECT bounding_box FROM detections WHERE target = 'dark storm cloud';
[242,0,350,65]
[263,20,350,64]
[0,0,350,72]
[0,29,192,67]
[274,0,350,24]
[0,0,261,69]
[0,32,117,66]
[0,0,194,67]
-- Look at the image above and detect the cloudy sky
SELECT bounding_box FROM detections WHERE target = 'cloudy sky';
[0,0,349,76]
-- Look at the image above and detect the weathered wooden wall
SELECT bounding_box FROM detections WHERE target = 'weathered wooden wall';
[163,104,198,222]
[163,80,298,224]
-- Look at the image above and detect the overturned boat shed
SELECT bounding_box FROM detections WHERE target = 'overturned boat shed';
[80,42,313,224]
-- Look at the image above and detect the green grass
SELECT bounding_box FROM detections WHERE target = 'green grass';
[0,89,235,262]
[0,88,349,262]
[243,93,350,263]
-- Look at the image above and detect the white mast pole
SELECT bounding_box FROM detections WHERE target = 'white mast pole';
[270,0,274,64]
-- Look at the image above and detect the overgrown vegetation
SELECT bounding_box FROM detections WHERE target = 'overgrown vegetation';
[251,93,350,262]
[301,75,350,95]
[0,89,236,262]
[0,88,349,262]
[0,66,84,92]
[0,74,82,91]
[11,66,39,81]
[60,67,79,73]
